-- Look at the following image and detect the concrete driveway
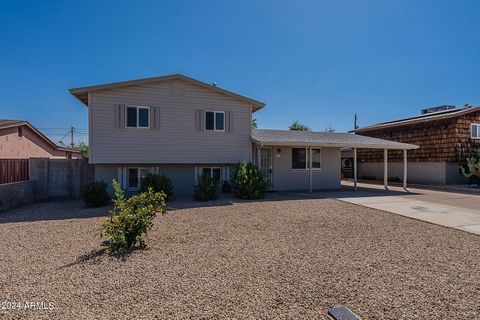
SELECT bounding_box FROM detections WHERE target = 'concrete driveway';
[297,182,480,235]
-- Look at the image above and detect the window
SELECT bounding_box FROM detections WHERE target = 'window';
[311,148,321,169]
[126,106,150,128]
[292,148,307,169]
[472,124,480,139]
[291,148,321,169]
[205,111,225,131]
[127,167,150,189]
[201,167,222,181]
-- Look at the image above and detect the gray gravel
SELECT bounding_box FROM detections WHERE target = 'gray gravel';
[1,198,480,319]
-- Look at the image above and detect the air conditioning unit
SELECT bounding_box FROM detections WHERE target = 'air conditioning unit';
[342,158,352,169]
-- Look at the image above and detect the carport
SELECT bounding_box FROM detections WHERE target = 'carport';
[251,129,419,192]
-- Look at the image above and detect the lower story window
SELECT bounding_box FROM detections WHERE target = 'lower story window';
[128,167,150,189]
[292,148,321,169]
[202,167,221,181]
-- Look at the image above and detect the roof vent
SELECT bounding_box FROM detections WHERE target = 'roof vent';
[421,105,456,114]
[212,82,217,87]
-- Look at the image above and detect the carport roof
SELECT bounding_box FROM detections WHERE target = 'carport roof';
[251,129,418,149]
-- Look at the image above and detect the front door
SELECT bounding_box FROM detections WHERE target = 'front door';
[260,148,273,188]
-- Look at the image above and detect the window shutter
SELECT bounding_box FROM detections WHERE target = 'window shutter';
[150,107,160,130]
[118,105,126,129]
[194,167,199,182]
[225,111,233,132]
[118,167,127,189]
[114,105,125,128]
[117,167,122,187]
[195,109,204,131]
[155,107,161,129]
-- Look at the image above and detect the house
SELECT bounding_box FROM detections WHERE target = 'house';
[70,74,417,195]
[0,120,82,159]
[349,105,480,185]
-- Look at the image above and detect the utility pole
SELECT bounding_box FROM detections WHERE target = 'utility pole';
[70,126,75,147]
[354,113,358,130]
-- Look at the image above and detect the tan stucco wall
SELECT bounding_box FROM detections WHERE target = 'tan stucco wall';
[0,126,74,159]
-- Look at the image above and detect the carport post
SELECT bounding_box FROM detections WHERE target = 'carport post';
[384,148,388,189]
[403,149,407,189]
[353,147,357,191]
[309,147,313,193]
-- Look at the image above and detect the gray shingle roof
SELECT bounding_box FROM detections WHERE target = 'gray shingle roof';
[354,105,480,133]
[252,129,418,149]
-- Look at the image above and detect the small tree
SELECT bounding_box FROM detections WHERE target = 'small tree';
[288,121,311,131]
[324,126,336,133]
[99,180,167,253]
[71,141,89,158]
[252,118,258,128]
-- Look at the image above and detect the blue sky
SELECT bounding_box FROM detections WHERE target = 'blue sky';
[1,0,479,144]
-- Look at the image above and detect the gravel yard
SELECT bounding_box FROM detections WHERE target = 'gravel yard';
[1,197,480,319]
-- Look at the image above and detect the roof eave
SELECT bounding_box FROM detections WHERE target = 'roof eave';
[251,138,418,150]
[354,106,480,133]
[69,74,266,109]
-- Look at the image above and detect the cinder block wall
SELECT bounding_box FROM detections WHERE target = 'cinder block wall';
[29,158,95,200]
[0,181,34,212]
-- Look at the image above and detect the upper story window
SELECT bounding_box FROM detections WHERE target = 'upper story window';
[205,111,224,131]
[126,106,150,128]
[471,124,480,139]
[292,148,321,169]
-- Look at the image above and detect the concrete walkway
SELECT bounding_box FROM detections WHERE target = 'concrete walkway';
[295,182,480,235]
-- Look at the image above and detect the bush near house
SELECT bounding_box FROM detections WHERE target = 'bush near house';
[82,181,110,207]
[99,180,167,253]
[193,173,220,201]
[140,173,174,201]
[221,180,232,193]
[230,161,270,199]
[460,156,480,185]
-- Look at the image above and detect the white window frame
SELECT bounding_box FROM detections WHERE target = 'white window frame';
[201,167,222,180]
[291,147,322,171]
[127,167,150,189]
[204,110,225,132]
[471,123,480,139]
[126,106,150,129]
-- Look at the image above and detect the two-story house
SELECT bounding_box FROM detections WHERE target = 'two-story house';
[70,74,417,195]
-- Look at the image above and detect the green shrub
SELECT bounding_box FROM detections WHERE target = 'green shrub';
[230,162,270,199]
[221,180,232,193]
[460,156,480,178]
[82,181,110,208]
[193,173,220,201]
[140,173,174,201]
[99,180,167,253]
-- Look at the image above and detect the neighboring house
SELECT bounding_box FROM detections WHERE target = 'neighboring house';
[70,74,416,195]
[0,120,82,159]
[349,105,480,185]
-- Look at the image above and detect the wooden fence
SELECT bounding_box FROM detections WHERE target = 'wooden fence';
[0,159,29,184]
